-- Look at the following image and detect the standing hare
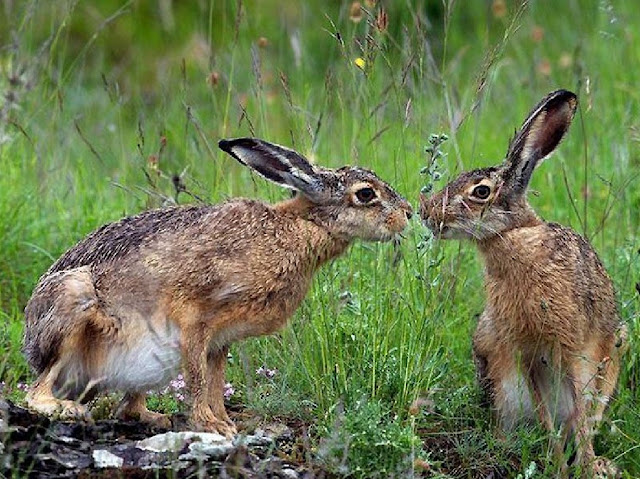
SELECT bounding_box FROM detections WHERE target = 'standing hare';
[23,138,412,437]
[420,90,626,473]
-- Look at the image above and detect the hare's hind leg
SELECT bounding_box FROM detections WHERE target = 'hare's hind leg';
[24,267,102,421]
[593,326,627,424]
[570,328,627,477]
[564,375,595,473]
[564,328,626,476]
[26,360,91,421]
[116,392,171,429]
[559,346,607,474]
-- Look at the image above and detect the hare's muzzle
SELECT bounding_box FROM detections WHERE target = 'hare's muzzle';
[399,199,413,223]
[418,192,437,223]
[403,203,413,221]
[419,192,447,236]
[382,199,413,239]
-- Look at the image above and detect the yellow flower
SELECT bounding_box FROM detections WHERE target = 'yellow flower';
[354,57,366,70]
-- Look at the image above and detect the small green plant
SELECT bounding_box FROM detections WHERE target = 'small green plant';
[145,373,236,415]
[317,397,425,478]
[0,312,29,392]
[420,133,449,195]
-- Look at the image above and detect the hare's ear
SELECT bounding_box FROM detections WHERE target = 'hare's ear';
[502,90,578,193]
[218,138,330,202]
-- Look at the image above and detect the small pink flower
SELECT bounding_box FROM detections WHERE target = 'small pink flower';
[170,374,186,390]
[17,383,28,391]
[256,366,277,378]
[224,383,234,399]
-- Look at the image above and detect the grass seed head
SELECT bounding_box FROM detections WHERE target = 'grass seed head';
[349,2,363,23]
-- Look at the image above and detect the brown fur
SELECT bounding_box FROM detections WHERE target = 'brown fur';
[23,138,412,437]
[420,90,626,475]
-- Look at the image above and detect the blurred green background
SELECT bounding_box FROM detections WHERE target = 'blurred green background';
[1,1,639,477]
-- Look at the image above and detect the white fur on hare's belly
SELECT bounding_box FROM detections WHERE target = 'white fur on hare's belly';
[102,322,182,391]
[499,373,535,428]
[499,370,574,428]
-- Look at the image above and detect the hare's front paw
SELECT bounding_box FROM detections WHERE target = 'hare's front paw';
[140,410,172,429]
[118,408,171,429]
[58,400,93,422]
[190,407,237,438]
[115,392,172,429]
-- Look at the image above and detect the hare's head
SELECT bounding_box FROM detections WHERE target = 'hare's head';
[219,138,412,242]
[420,90,578,241]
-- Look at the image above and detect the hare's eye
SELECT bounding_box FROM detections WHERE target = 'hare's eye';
[355,187,377,203]
[472,184,491,200]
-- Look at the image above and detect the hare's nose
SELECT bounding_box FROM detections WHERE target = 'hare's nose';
[400,200,413,220]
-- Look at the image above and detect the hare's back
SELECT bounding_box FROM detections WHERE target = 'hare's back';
[47,205,215,274]
[544,222,618,324]
[48,198,285,276]
[544,223,613,289]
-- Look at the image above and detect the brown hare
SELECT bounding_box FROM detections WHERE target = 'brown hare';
[23,138,413,437]
[419,90,626,474]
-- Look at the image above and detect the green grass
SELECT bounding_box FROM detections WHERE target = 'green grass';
[1,0,639,477]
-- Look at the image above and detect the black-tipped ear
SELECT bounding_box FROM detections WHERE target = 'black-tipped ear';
[218,138,330,202]
[503,90,578,193]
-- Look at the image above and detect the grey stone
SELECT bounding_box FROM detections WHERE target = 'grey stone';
[137,430,230,453]
[179,440,234,461]
[0,399,8,434]
[35,452,84,469]
[93,449,124,468]
[280,468,299,479]
[140,460,192,471]
[56,435,81,445]
[239,430,274,447]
